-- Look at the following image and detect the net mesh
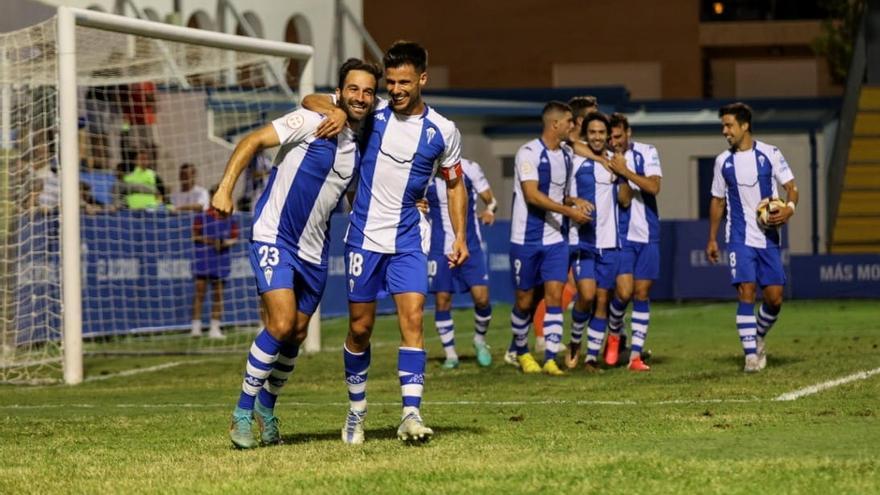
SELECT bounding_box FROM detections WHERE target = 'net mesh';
[0,17,302,384]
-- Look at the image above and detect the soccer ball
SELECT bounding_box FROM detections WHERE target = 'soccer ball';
[756,197,786,229]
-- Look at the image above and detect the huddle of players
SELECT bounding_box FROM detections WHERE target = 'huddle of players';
[504,97,661,376]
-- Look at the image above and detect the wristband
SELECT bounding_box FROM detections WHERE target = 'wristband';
[787,201,796,214]
[486,198,498,214]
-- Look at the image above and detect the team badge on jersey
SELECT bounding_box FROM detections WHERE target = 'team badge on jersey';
[426,128,436,144]
[285,114,304,130]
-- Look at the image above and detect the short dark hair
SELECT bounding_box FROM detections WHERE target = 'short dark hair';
[580,111,610,139]
[337,57,382,91]
[719,102,753,131]
[609,112,630,131]
[180,162,195,172]
[568,96,598,120]
[383,40,428,72]
[542,100,572,118]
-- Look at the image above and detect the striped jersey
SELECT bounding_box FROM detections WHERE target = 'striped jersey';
[619,141,662,244]
[251,108,358,265]
[711,140,795,248]
[510,138,572,246]
[346,98,462,253]
[568,151,621,250]
[425,158,490,255]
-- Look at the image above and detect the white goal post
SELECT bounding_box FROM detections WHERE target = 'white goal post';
[55,7,317,385]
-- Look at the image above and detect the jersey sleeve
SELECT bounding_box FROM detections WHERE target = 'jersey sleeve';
[271,108,321,145]
[463,160,491,193]
[515,145,539,182]
[644,145,662,177]
[438,125,462,171]
[771,146,795,185]
[710,154,727,199]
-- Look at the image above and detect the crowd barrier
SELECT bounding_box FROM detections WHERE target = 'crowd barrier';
[16,212,880,338]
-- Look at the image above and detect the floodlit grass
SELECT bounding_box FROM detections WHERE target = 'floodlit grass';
[1,300,879,494]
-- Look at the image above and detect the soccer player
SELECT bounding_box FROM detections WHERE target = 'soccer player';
[212,58,382,449]
[603,113,661,371]
[706,102,798,372]
[304,41,468,444]
[508,101,590,376]
[425,158,497,369]
[565,112,632,372]
[190,186,239,339]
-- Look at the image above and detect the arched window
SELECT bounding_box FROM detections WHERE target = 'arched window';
[185,10,217,87]
[284,15,312,89]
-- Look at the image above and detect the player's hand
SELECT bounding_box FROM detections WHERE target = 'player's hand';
[214,239,225,252]
[415,198,429,214]
[314,107,347,139]
[566,205,590,225]
[211,189,234,217]
[706,239,720,264]
[480,210,495,225]
[608,154,628,176]
[767,205,794,226]
[448,237,470,268]
[569,197,594,217]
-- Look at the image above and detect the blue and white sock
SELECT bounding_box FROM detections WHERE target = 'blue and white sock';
[570,308,591,344]
[737,302,757,355]
[756,303,780,339]
[608,297,628,336]
[344,344,370,412]
[630,299,650,359]
[511,307,531,355]
[399,347,426,419]
[435,310,457,360]
[257,339,300,410]
[543,306,564,361]
[474,304,492,345]
[236,329,282,411]
[585,317,607,362]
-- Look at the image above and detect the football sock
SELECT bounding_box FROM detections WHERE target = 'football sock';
[511,307,531,355]
[570,308,591,345]
[474,304,492,344]
[737,302,757,355]
[435,310,457,360]
[630,299,650,360]
[607,297,627,336]
[585,317,607,362]
[257,339,300,410]
[236,329,281,411]
[756,303,780,338]
[543,306,563,361]
[344,344,370,412]
[399,347,426,419]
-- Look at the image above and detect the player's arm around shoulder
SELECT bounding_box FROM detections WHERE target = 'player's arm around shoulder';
[212,123,281,217]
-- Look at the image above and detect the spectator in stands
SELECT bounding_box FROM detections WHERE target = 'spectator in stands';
[191,185,240,339]
[171,163,209,212]
[119,144,161,209]
[80,182,108,215]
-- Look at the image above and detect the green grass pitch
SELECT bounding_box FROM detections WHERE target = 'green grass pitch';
[1,300,879,494]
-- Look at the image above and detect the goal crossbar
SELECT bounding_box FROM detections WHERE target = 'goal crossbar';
[56,6,316,385]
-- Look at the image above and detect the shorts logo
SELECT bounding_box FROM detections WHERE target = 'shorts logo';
[349,278,355,292]
[263,267,274,285]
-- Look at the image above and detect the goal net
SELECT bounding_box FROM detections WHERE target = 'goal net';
[0,8,314,384]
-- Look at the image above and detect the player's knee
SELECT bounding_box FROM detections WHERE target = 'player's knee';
[574,297,593,312]
[265,313,296,339]
[398,309,423,333]
[764,292,783,308]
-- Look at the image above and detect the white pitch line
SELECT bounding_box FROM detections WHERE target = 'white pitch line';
[83,358,220,382]
[773,366,880,401]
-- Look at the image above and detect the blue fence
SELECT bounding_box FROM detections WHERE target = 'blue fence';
[15,212,880,340]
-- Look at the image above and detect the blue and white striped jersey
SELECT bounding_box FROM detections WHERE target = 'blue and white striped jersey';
[425,158,490,255]
[711,140,795,249]
[251,108,358,266]
[510,138,572,246]
[568,151,620,250]
[619,141,662,244]
[345,98,462,253]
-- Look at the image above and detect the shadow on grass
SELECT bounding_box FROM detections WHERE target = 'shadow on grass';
[279,425,484,445]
